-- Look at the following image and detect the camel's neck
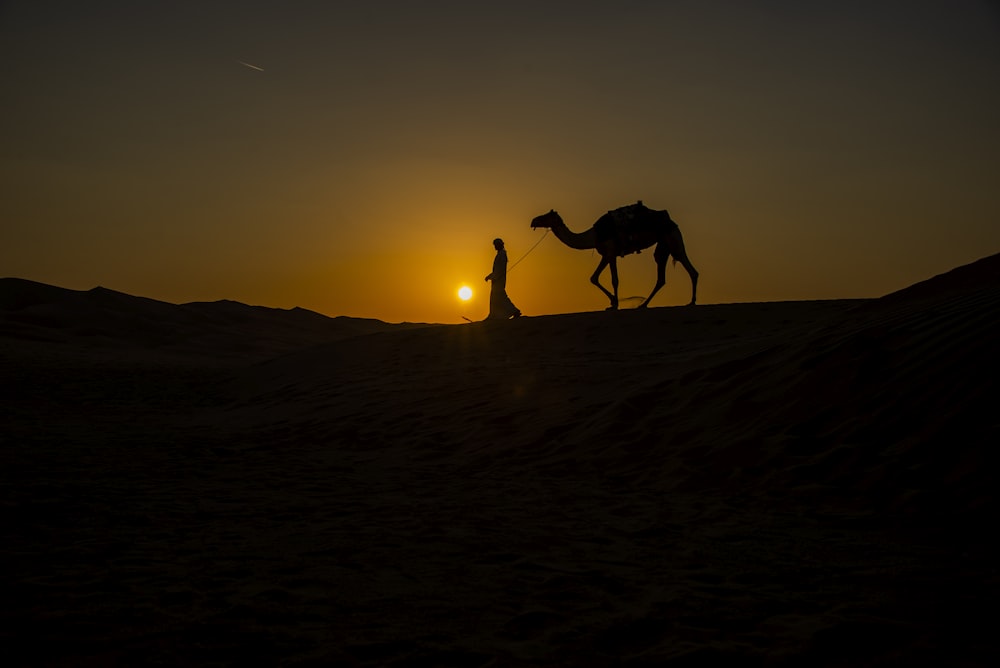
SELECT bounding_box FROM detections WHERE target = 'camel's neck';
[551,219,597,250]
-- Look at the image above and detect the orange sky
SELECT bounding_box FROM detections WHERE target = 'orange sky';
[2,2,998,323]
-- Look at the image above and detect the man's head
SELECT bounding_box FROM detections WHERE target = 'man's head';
[493,238,504,250]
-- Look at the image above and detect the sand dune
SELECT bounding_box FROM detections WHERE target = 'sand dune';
[0,278,427,364]
[2,256,998,666]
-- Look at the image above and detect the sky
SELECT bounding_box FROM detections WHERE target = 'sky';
[2,1,998,323]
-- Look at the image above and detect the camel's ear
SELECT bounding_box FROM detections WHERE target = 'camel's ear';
[549,209,554,213]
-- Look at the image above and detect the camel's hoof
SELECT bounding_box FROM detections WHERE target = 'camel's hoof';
[605,305,618,311]
[636,303,648,309]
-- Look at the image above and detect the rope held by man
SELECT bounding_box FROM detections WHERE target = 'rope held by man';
[507,229,549,273]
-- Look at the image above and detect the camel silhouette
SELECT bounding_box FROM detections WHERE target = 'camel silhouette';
[530,201,698,310]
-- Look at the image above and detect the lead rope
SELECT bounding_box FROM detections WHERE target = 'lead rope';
[507,229,550,273]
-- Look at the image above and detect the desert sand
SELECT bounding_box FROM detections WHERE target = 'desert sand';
[2,255,998,666]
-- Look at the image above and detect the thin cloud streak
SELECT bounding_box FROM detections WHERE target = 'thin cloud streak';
[236,60,264,72]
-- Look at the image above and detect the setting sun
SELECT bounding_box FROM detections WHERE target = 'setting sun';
[458,286,472,301]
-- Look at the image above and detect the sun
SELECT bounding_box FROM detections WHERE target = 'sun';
[458,285,473,301]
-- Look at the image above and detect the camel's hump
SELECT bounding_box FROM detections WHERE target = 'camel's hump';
[595,203,675,252]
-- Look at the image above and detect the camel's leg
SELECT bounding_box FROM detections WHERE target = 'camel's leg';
[590,256,618,310]
[670,229,699,305]
[677,253,699,305]
[638,244,668,308]
[609,258,620,309]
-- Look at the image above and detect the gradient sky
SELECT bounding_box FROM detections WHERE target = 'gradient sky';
[2,1,998,323]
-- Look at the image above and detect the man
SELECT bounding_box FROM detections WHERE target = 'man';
[485,238,521,319]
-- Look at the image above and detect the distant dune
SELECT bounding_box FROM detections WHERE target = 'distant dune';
[2,254,998,666]
[0,277,428,363]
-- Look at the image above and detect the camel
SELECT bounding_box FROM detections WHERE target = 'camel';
[530,201,698,310]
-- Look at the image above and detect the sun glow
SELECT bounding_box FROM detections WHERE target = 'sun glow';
[458,285,472,301]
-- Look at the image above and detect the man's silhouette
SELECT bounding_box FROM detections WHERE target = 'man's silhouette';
[485,238,521,320]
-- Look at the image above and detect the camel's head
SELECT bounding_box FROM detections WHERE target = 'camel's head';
[530,209,562,230]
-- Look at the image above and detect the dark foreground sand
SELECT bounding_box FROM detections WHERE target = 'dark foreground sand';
[2,255,998,666]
